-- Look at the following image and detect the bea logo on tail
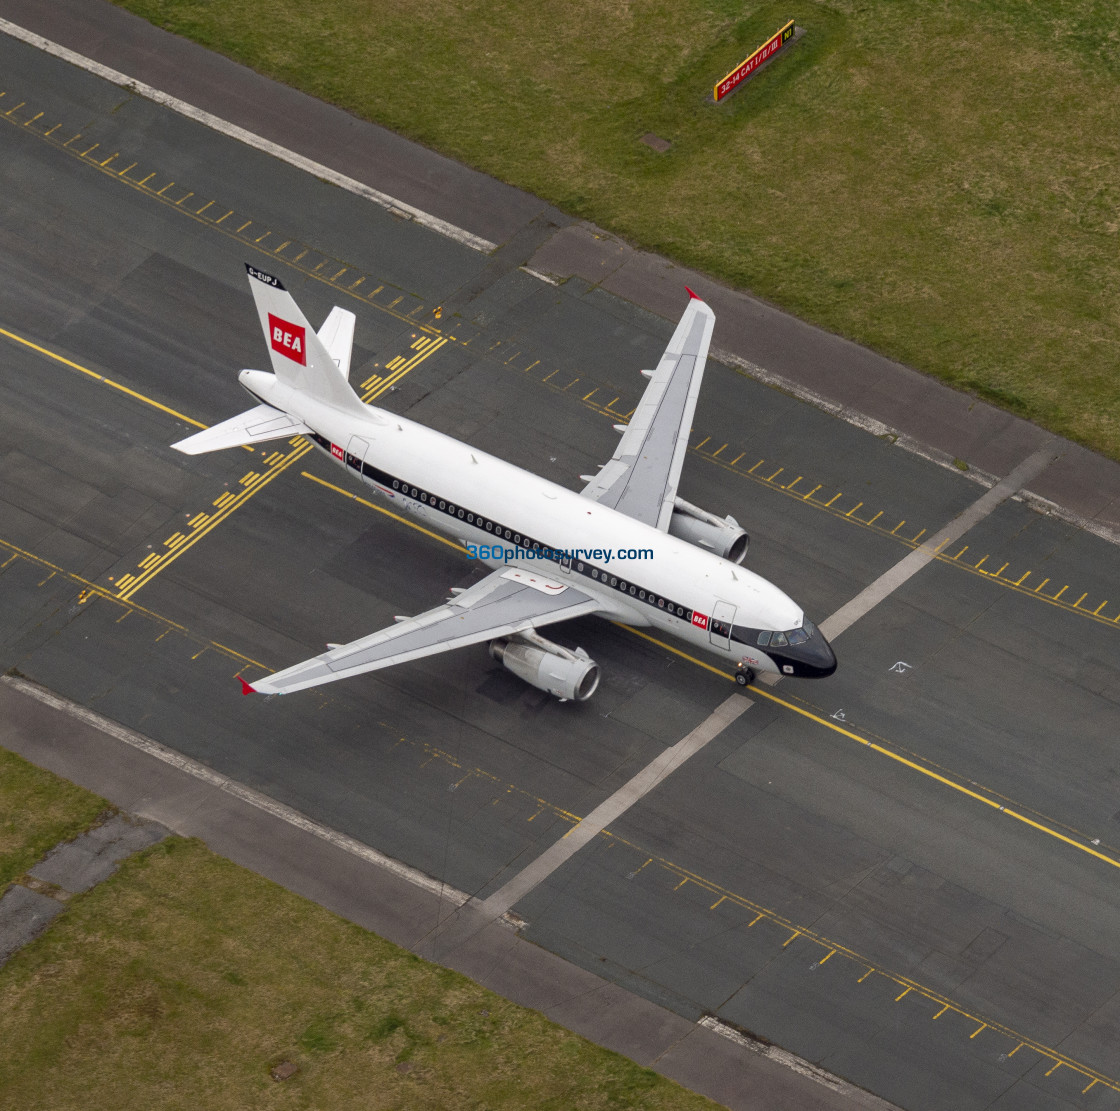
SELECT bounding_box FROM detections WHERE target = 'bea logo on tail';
[268,313,306,366]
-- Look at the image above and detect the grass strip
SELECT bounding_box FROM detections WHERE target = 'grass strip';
[0,747,109,891]
[0,835,724,1110]
[108,0,1120,462]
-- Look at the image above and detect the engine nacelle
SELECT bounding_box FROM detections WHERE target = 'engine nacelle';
[489,632,600,702]
[668,497,749,564]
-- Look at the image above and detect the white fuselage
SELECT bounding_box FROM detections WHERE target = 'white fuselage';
[243,370,805,677]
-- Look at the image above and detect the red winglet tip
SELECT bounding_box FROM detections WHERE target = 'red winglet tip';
[237,676,256,696]
[685,285,700,300]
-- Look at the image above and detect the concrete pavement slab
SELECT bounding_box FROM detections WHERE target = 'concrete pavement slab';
[30,812,168,893]
[0,884,64,965]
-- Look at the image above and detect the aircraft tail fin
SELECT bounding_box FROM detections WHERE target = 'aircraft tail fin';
[244,263,365,413]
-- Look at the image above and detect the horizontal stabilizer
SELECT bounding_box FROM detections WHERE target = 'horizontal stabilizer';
[171,403,310,455]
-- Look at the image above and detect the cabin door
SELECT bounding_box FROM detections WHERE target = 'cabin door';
[709,600,736,650]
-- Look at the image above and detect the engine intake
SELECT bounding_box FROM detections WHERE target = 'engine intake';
[489,631,600,702]
[668,497,749,564]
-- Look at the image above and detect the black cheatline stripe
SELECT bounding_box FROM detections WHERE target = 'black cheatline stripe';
[307,432,700,625]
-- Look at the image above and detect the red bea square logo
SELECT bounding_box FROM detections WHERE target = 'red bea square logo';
[268,313,306,366]
[330,444,344,460]
[691,611,709,630]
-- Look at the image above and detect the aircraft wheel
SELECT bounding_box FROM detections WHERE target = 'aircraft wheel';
[735,668,754,687]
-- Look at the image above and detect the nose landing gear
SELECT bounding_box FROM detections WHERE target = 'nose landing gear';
[734,665,755,687]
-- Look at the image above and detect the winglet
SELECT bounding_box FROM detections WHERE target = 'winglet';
[685,286,700,300]
[237,676,257,696]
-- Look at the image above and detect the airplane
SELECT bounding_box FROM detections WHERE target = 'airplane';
[172,264,836,700]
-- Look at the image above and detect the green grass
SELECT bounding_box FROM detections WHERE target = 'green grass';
[109,0,1120,461]
[0,836,723,1110]
[0,747,109,891]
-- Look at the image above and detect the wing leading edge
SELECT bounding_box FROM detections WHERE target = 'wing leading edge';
[580,292,715,529]
[246,568,602,695]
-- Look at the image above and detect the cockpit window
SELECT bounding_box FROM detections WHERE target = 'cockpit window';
[738,619,817,651]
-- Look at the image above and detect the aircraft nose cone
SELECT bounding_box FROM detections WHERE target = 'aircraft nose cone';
[816,635,838,677]
[800,632,837,677]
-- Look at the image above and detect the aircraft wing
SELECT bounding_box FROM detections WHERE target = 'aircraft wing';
[246,567,602,695]
[581,293,715,530]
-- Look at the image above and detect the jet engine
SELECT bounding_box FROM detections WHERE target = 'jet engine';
[668,497,749,564]
[489,631,600,702]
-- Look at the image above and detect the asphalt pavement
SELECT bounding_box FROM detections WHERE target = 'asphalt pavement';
[1,8,1119,1110]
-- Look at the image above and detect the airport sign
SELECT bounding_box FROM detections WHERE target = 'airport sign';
[714,20,795,102]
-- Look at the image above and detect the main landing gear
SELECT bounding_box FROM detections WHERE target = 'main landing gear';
[734,666,755,687]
